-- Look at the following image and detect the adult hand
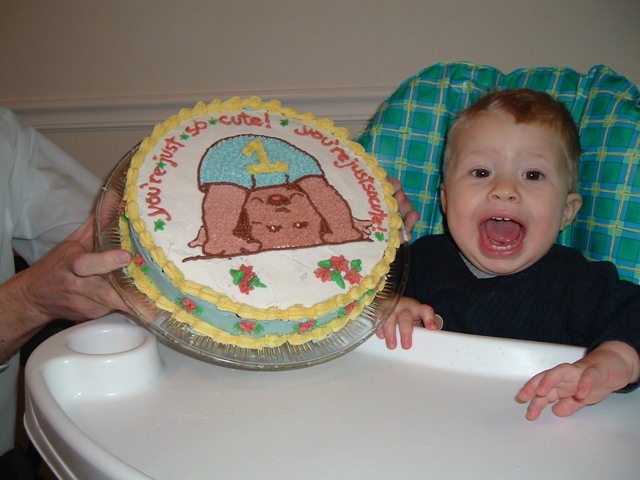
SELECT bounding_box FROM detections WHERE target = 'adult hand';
[518,341,640,420]
[0,216,132,362]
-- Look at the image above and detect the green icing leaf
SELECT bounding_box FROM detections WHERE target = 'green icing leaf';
[229,269,246,285]
[317,259,333,269]
[249,276,267,289]
[331,269,345,289]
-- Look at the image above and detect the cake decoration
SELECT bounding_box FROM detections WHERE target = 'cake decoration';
[121,97,401,348]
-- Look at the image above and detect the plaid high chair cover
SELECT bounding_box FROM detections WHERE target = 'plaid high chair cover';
[356,62,640,284]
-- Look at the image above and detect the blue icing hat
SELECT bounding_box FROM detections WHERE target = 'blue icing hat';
[199,134,323,189]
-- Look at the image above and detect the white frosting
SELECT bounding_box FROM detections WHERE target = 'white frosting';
[130,106,394,319]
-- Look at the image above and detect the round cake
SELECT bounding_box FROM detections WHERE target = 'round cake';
[120,96,402,349]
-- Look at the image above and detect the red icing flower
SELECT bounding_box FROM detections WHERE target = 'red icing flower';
[330,255,349,272]
[238,319,257,333]
[238,264,255,294]
[344,301,358,314]
[343,268,363,286]
[315,267,333,282]
[297,319,315,333]
[230,264,266,295]
[182,298,197,313]
[316,256,363,289]
[134,253,146,267]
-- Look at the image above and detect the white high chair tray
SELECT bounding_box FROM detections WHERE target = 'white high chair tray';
[25,314,640,480]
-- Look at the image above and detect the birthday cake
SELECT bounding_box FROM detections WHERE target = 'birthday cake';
[120,97,402,349]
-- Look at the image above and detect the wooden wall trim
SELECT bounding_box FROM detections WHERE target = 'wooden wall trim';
[4,87,392,133]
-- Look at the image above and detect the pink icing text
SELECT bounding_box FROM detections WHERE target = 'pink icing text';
[293,126,388,231]
[139,136,185,220]
[219,111,271,129]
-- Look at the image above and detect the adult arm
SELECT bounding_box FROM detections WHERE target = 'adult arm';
[0,106,131,362]
[0,217,132,363]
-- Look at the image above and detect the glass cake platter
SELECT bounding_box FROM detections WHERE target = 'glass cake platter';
[95,145,408,371]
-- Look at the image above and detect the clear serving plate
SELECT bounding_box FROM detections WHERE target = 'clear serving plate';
[95,145,408,370]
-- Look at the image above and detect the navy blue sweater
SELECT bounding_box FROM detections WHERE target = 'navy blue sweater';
[407,235,640,378]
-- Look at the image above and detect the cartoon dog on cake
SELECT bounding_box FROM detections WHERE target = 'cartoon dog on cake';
[188,134,372,258]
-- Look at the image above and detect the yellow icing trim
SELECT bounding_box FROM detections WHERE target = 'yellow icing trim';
[123,96,401,324]
[243,138,289,175]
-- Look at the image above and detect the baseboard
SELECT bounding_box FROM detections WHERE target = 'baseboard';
[4,87,393,133]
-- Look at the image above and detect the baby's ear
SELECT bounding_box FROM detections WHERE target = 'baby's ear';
[560,192,583,231]
[439,183,448,214]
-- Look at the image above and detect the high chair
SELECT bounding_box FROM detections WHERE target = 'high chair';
[356,62,640,283]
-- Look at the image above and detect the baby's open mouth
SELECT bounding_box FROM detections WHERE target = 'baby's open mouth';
[480,217,525,252]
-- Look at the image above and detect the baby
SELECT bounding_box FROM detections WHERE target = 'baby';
[378,89,640,420]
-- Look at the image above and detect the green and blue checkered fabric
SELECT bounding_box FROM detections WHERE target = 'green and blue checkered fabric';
[356,62,640,284]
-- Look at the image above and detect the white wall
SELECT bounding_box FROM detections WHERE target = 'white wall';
[2,0,639,180]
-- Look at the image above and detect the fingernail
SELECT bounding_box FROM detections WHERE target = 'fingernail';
[116,250,132,265]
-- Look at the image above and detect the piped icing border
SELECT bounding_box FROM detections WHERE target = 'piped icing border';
[122,97,401,325]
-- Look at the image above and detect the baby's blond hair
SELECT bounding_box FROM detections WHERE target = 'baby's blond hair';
[443,89,581,192]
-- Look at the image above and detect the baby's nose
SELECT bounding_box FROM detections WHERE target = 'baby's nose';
[267,194,291,206]
[489,178,519,201]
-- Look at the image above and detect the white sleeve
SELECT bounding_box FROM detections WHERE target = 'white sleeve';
[0,354,19,455]
[0,106,102,265]
[0,106,103,455]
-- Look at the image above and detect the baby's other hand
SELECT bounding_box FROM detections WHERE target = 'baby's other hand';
[376,296,441,350]
[388,176,419,241]
[518,341,640,420]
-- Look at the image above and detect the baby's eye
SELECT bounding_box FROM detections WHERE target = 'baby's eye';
[471,168,491,178]
[524,170,544,180]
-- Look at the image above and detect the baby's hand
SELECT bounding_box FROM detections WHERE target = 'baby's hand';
[376,296,441,350]
[518,341,640,420]
[388,177,419,241]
